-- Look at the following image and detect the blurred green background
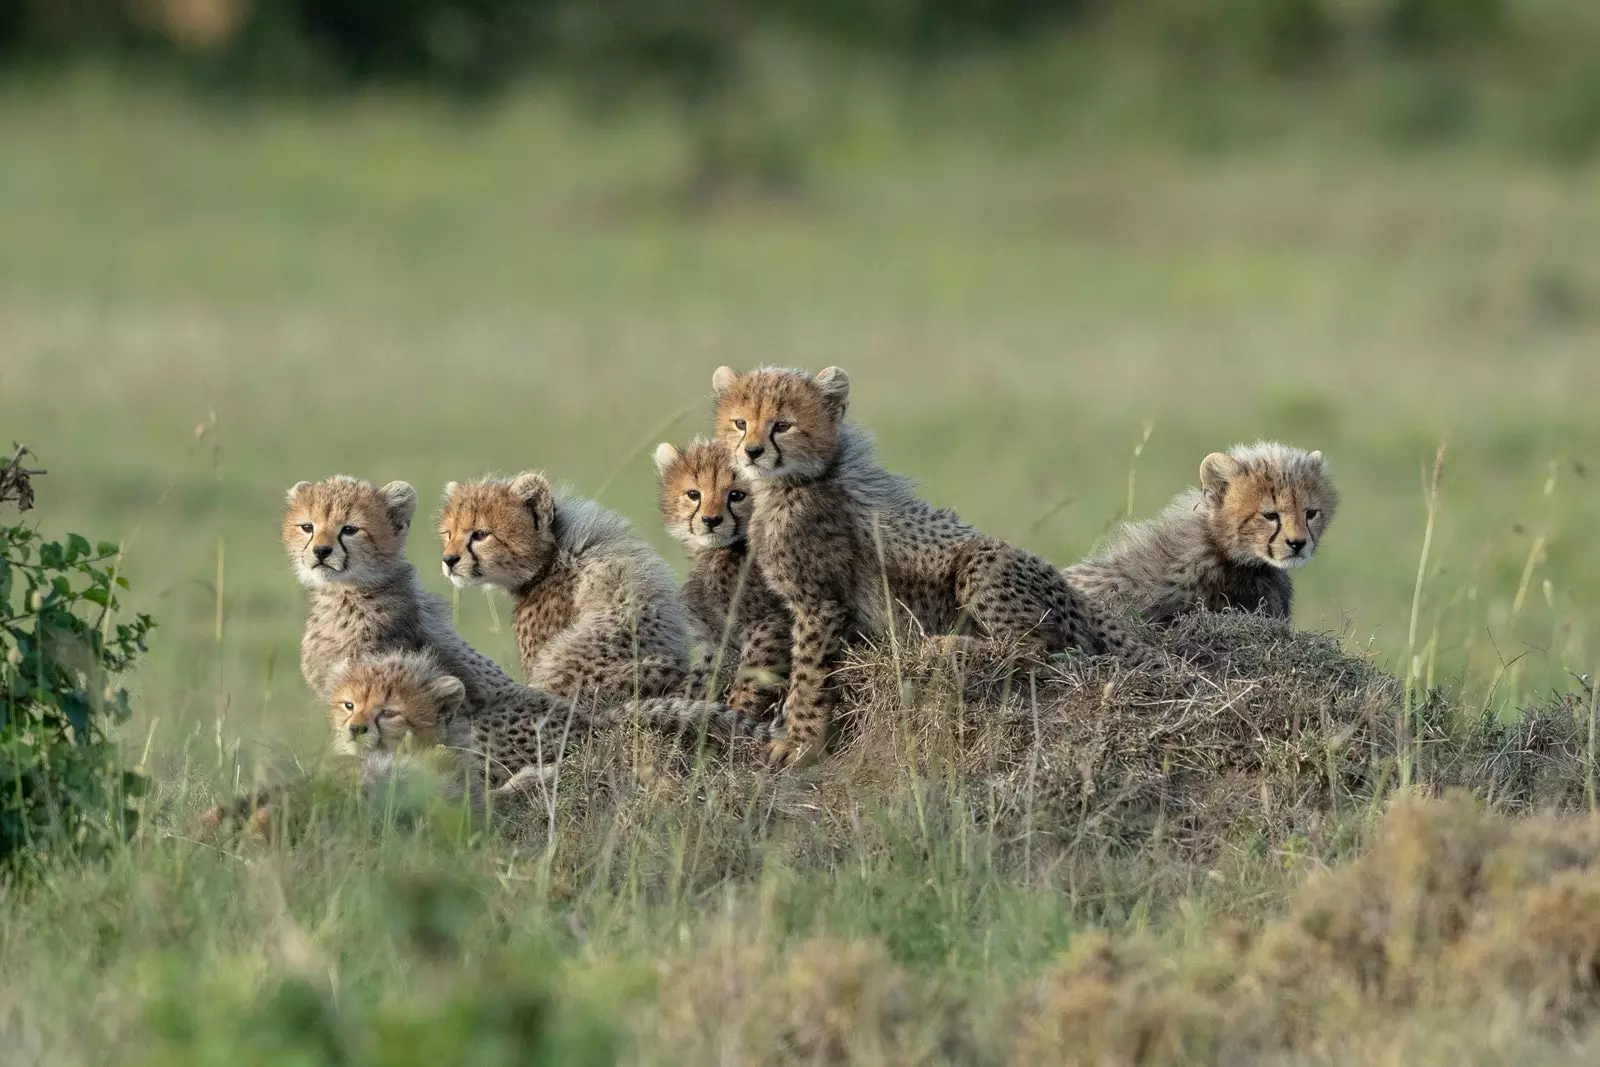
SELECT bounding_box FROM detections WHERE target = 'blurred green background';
[2,0,1597,774]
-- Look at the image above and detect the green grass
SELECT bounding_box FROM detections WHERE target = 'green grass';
[2,80,1599,1063]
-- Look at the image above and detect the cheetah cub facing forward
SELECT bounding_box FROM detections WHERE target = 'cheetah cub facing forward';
[712,365,1156,767]
[438,473,694,704]
[654,437,791,718]
[1065,442,1338,625]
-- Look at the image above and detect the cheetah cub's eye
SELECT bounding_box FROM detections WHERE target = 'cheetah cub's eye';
[732,419,747,432]
[772,420,791,434]
[341,525,360,537]
[1306,509,1320,521]
[727,490,747,503]
[376,708,397,721]
[1261,511,1280,522]
[685,489,701,502]
[342,701,355,711]
[299,523,314,534]
[469,530,488,543]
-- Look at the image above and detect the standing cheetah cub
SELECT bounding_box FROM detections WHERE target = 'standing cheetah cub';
[654,437,791,718]
[712,365,1156,767]
[438,473,694,704]
[1065,442,1339,625]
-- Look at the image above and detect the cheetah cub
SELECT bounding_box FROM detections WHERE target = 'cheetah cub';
[1065,442,1338,625]
[201,649,557,838]
[712,365,1157,767]
[285,476,751,775]
[438,473,694,704]
[654,437,791,718]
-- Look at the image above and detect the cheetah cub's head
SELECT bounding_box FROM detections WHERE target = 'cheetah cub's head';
[437,473,556,590]
[1199,443,1339,570]
[328,650,465,757]
[653,438,751,551]
[711,365,851,484]
[283,476,417,587]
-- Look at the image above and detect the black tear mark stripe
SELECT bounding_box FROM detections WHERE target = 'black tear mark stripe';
[689,496,703,535]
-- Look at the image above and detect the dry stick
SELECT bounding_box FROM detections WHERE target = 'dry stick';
[1124,421,1155,520]
[1402,441,1446,792]
[1587,669,1598,815]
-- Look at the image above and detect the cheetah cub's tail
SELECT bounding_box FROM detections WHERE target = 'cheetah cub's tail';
[614,696,785,744]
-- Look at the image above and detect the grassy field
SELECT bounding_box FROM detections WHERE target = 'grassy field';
[2,79,1600,1063]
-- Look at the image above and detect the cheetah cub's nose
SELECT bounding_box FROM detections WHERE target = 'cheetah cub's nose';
[312,545,333,561]
[1285,538,1307,554]
[348,723,368,739]
[701,515,723,530]
[744,445,765,461]
[442,553,462,570]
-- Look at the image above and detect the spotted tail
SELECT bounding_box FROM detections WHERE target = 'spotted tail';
[611,696,785,743]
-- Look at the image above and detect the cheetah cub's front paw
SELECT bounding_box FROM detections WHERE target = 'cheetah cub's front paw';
[765,736,823,770]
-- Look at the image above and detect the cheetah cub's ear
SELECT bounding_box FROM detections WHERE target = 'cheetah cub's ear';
[711,366,739,396]
[653,443,682,476]
[425,675,467,716]
[379,481,419,534]
[1309,450,1325,468]
[510,471,555,529]
[286,480,313,504]
[1199,452,1242,503]
[813,366,851,414]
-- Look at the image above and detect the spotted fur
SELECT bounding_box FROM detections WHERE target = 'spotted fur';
[285,476,753,781]
[438,473,695,704]
[712,365,1158,767]
[1065,442,1339,625]
[654,437,792,718]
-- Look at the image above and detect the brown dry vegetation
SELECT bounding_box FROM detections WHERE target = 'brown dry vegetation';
[519,614,1588,872]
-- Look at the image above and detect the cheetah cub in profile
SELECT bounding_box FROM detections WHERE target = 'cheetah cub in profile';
[712,365,1157,767]
[654,437,791,718]
[438,473,694,704]
[1066,442,1338,625]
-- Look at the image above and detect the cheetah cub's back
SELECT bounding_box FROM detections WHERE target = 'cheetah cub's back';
[1065,441,1338,625]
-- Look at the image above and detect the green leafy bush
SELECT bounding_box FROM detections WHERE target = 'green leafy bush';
[1,447,154,870]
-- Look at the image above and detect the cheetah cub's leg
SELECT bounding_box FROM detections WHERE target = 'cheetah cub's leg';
[768,603,848,768]
[726,611,790,720]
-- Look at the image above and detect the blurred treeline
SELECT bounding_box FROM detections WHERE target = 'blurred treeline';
[0,0,1538,88]
[5,0,1600,171]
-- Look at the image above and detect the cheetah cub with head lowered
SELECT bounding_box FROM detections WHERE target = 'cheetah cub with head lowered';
[438,473,694,705]
[654,437,791,718]
[1065,442,1338,626]
[712,365,1157,767]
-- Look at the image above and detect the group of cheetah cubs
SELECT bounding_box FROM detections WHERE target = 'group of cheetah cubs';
[253,365,1338,814]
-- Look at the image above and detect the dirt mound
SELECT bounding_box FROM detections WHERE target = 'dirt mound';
[817,613,1585,855]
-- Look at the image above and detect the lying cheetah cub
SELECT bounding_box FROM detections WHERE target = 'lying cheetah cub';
[1065,442,1338,625]
[712,365,1157,767]
[201,650,552,838]
[654,437,791,718]
[438,473,694,704]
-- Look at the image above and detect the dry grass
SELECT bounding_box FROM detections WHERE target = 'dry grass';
[1014,793,1600,1065]
[511,614,1589,881]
